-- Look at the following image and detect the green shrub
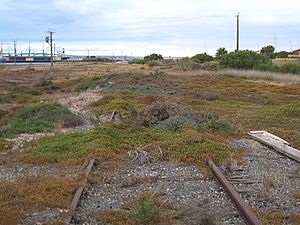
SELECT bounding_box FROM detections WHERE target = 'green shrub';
[197,112,235,134]
[220,50,272,70]
[148,60,159,67]
[142,101,193,127]
[127,196,162,224]
[177,57,204,71]
[0,103,82,138]
[156,116,197,131]
[25,124,230,164]
[216,47,228,59]
[129,59,147,65]
[191,53,214,63]
[144,53,163,61]
[273,63,300,74]
[75,76,109,92]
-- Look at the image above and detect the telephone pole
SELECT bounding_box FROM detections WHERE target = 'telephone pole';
[46,30,54,67]
[236,13,240,51]
[43,42,45,57]
[50,31,54,67]
[14,40,17,65]
[28,41,31,57]
[54,43,56,61]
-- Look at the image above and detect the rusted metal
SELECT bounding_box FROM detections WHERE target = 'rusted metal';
[207,159,262,225]
[109,110,116,122]
[64,159,95,225]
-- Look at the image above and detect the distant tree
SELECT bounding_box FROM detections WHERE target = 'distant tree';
[220,50,272,70]
[273,51,289,58]
[216,47,228,58]
[191,53,213,63]
[260,45,275,58]
[144,53,163,61]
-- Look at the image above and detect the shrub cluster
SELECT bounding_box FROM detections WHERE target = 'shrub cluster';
[142,101,235,134]
[129,53,164,66]
[0,103,83,138]
[191,53,214,63]
[219,50,272,70]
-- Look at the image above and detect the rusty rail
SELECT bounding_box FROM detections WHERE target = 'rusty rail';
[207,159,262,225]
[64,159,95,225]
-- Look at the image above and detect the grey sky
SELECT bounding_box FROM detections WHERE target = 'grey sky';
[1,0,300,56]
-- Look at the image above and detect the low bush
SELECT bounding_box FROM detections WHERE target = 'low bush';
[142,101,192,127]
[26,124,230,164]
[273,63,300,74]
[148,60,159,67]
[0,103,83,138]
[191,53,214,63]
[127,195,162,224]
[220,50,272,70]
[155,116,197,131]
[197,111,235,134]
[75,76,109,92]
[177,57,202,71]
[129,59,147,65]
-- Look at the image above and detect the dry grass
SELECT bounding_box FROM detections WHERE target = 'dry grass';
[95,192,177,225]
[272,58,300,66]
[253,208,300,225]
[0,175,79,225]
[218,69,300,83]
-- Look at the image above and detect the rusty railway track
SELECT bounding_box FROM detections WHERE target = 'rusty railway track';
[207,159,262,225]
[64,159,96,225]
[64,110,116,225]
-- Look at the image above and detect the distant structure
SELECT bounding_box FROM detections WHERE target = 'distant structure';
[288,49,300,58]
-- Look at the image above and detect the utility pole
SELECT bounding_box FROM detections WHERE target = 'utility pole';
[1,41,3,55]
[42,42,45,57]
[14,40,17,65]
[46,30,54,67]
[28,41,31,57]
[50,31,53,67]
[236,13,240,51]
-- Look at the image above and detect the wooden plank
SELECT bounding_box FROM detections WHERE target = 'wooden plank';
[248,131,300,163]
[109,110,116,122]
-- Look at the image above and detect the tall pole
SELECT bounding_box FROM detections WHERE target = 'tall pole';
[236,13,239,51]
[14,40,17,65]
[1,41,3,55]
[28,41,31,57]
[43,42,45,57]
[50,31,53,67]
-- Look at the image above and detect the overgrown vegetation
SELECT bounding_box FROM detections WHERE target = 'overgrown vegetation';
[26,124,233,166]
[0,175,79,225]
[0,103,82,138]
[97,193,177,225]
[75,76,109,92]
[219,50,272,70]
[129,53,163,65]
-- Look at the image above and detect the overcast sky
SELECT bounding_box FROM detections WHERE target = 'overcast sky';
[1,0,300,56]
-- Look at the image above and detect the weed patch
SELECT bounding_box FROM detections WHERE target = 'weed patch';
[0,175,79,225]
[75,76,109,92]
[155,116,197,131]
[0,103,83,138]
[26,125,231,166]
[96,193,177,225]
